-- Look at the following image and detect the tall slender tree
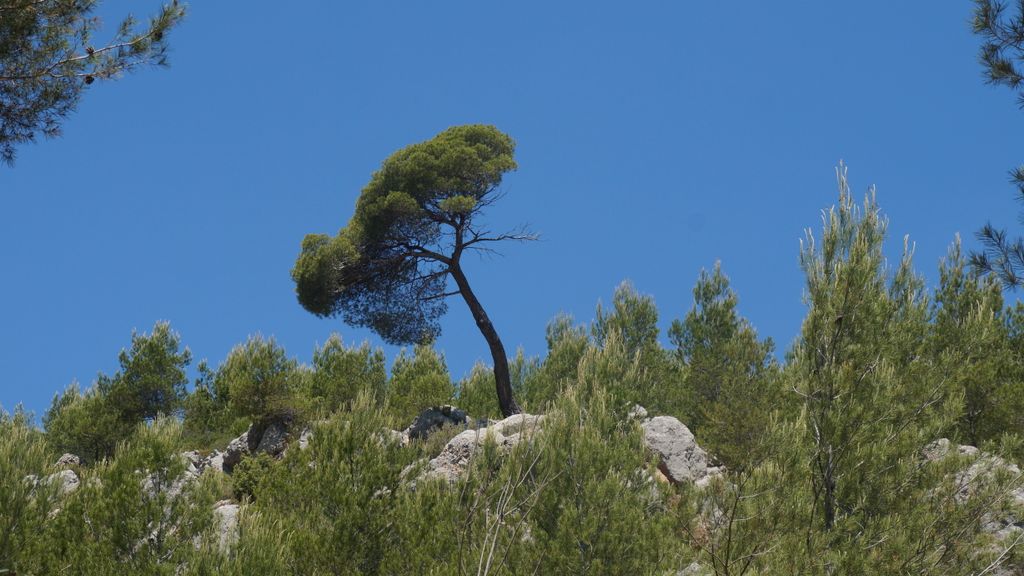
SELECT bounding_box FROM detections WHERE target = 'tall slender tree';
[791,165,951,533]
[292,125,534,417]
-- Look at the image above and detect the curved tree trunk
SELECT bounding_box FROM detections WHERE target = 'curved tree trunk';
[449,264,521,417]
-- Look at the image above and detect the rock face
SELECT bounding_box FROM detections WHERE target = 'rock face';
[222,431,250,474]
[205,450,225,474]
[642,416,722,486]
[256,421,289,457]
[417,428,498,484]
[404,405,470,441]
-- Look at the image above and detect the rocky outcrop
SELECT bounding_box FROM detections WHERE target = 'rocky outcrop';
[47,469,80,496]
[408,411,727,490]
[205,450,225,474]
[222,431,250,474]
[55,453,80,468]
[256,421,289,457]
[415,428,497,484]
[403,405,470,441]
[407,413,546,485]
[212,500,240,553]
[641,416,724,487]
[923,438,1024,540]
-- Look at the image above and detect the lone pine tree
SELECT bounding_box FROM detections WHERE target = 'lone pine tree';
[292,125,534,417]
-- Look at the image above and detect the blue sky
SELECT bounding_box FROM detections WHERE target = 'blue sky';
[1,2,1021,417]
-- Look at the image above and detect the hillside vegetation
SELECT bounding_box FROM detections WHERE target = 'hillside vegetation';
[4,170,1024,574]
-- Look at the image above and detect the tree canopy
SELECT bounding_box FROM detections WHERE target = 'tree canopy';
[970,0,1024,286]
[292,124,534,417]
[0,0,185,164]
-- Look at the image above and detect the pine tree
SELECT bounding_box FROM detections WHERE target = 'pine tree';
[0,0,185,164]
[790,165,952,535]
[669,263,780,470]
[932,237,1018,447]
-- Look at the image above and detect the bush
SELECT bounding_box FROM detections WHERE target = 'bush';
[221,335,303,424]
[44,383,132,463]
[310,333,387,414]
[386,344,454,425]
[232,453,276,501]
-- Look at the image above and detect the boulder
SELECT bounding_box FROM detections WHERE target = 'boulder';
[489,413,545,437]
[256,421,289,457]
[212,500,240,553]
[180,450,205,475]
[642,416,720,485]
[46,469,80,496]
[412,427,506,485]
[298,428,313,451]
[678,561,711,576]
[222,431,250,474]
[627,404,649,421]
[404,405,470,441]
[204,450,225,474]
[55,453,80,468]
[406,413,546,486]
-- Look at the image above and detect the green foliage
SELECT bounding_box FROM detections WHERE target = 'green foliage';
[0,0,186,164]
[292,124,532,417]
[8,418,220,575]
[969,0,1024,287]
[231,452,276,501]
[593,280,660,358]
[386,344,454,424]
[458,350,538,419]
[309,333,387,414]
[668,263,780,470]
[932,237,1020,446]
[99,321,192,422]
[790,166,956,535]
[0,407,56,571]
[576,329,655,411]
[45,322,191,462]
[507,388,679,573]
[973,0,1024,105]
[220,335,302,425]
[239,394,416,574]
[456,361,502,419]
[291,124,518,345]
[520,313,590,408]
[44,382,128,463]
[182,360,240,450]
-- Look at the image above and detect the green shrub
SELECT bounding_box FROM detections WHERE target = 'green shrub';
[386,344,454,425]
[221,335,302,425]
[232,452,276,501]
[310,333,387,414]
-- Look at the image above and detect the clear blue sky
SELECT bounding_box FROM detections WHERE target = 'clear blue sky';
[1,2,1021,417]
